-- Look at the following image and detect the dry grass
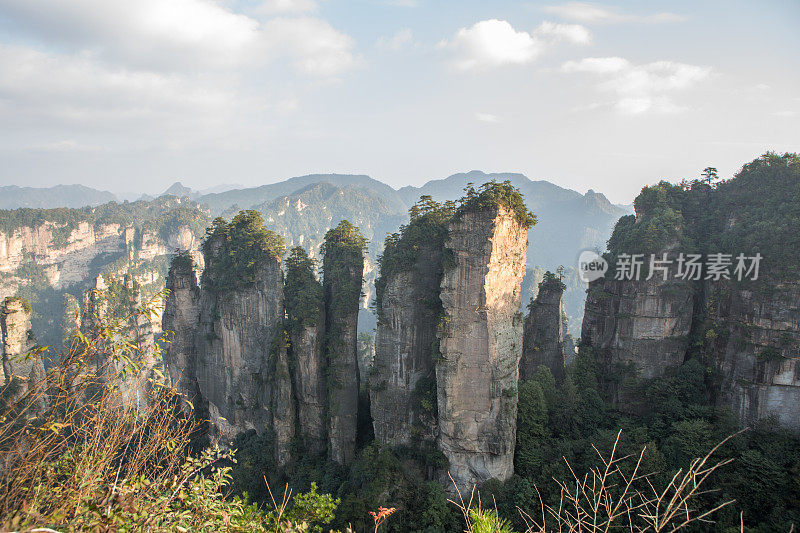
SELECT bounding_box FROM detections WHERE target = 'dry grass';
[0,289,199,531]
[451,430,737,533]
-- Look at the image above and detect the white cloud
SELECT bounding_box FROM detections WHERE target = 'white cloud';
[440,19,590,72]
[0,0,357,77]
[0,44,236,123]
[377,28,414,51]
[254,0,317,15]
[262,17,359,77]
[562,57,711,114]
[534,21,591,45]
[544,2,685,24]
[475,112,500,123]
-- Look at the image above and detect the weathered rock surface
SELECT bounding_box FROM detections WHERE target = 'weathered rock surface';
[288,315,327,455]
[162,262,203,412]
[710,281,800,429]
[371,246,441,447]
[323,250,363,465]
[521,278,566,382]
[582,270,694,385]
[1,297,43,390]
[436,207,527,490]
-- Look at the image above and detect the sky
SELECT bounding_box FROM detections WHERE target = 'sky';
[0,0,797,203]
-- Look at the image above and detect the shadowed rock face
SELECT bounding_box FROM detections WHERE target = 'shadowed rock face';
[436,207,527,490]
[162,264,202,414]
[323,251,363,466]
[521,280,566,383]
[288,306,327,456]
[162,238,295,467]
[711,281,800,429]
[371,246,441,447]
[582,271,695,386]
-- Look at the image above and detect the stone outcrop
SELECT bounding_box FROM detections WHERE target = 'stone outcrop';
[581,154,800,429]
[1,297,44,391]
[371,245,441,447]
[521,275,567,383]
[322,222,365,465]
[436,206,528,489]
[582,267,694,385]
[284,247,328,456]
[710,281,800,429]
[196,237,292,456]
[162,259,203,414]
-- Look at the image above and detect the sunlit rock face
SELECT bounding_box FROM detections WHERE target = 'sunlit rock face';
[436,207,527,491]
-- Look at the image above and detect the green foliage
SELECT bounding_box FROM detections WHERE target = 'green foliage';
[375,196,455,313]
[202,210,286,292]
[455,180,536,229]
[321,220,366,318]
[605,152,800,282]
[170,249,197,276]
[284,247,323,337]
[468,508,516,533]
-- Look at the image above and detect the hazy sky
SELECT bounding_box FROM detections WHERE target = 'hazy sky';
[0,0,797,203]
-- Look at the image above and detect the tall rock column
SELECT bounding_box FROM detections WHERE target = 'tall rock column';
[521,273,566,383]
[370,199,453,448]
[436,199,529,490]
[322,221,366,465]
[190,212,294,466]
[1,297,44,392]
[284,247,327,456]
[162,252,202,412]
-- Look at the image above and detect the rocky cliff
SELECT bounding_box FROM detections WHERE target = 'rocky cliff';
[371,249,441,446]
[322,221,366,465]
[0,198,208,349]
[1,297,44,395]
[284,247,327,456]
[521,273,567,383]
[582,153,800,428]
[436,205,528,489]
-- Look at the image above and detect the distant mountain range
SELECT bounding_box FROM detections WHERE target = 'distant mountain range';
[0,185,116,209]
[1,173,632,334]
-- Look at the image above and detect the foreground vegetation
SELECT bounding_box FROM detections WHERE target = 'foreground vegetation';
[2,294,790,532]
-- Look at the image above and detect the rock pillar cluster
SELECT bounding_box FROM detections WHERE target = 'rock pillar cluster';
[162,215,366,468]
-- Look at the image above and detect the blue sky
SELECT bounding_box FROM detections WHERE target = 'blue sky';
[0,0,797,203]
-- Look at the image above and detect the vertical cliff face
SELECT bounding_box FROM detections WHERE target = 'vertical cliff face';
[582,153,800,428]
[710,282,800,429]
[1,297,43,391]
[436,206,528,489]
[284,247,327,456]
[521,274,567,383]
[371,246,441,446]
[582,271,695,384]
[322,221,366,465]
[162,212,294,465]
[162,254,202,411]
